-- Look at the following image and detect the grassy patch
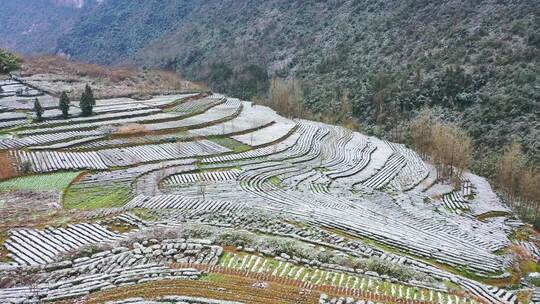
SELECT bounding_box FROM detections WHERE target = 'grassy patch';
[131,208,158,221]
[201,273,229,283]
[268,176,282,187]
[515,290,531,304]
[210,137,252,153]
[0,171,81,192]
[442,279,462,291]
[63,184,131,210]
[519,260,540,274]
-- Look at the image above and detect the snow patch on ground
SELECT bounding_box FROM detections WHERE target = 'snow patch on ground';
[465,172,511,216]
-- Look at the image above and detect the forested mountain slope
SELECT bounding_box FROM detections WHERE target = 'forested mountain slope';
[2,0,539,160]
[0,0,101,54]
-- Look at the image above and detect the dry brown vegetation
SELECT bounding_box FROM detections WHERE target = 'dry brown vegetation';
[113,123,151,136]
[0,151,19,180]
[22,56,135,82]
[0,190,62,230]
[497,140,540,225]
[263,77,308,119]
[17,55,207,99]
[411,110,540,227]
[409,109,472,183]
[260,77,358,130]
[506,242,540,287]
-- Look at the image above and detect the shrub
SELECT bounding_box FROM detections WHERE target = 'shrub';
[19,160,32,174]
[80,84,95,117]
[0,49,22,73]
[57,243,113,261]
[216,231,254,248]
[316,250,333,264]
[59,91,70,119]
[33,98,43,122]
[359,257,418,282]
[529,274,540,287]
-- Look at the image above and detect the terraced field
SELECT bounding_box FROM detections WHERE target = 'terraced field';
[0,78,534,303]
[0,171,80,191]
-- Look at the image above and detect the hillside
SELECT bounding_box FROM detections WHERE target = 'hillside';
[1,0,539,161]
[0,0,102,54]
[53,0,540,162]
[0,75,535,303]
[16,56,205,99]
[1,2,540,303]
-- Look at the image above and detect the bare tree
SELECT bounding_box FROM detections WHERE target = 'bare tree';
[197,174,207,200]
[409,110,471,182]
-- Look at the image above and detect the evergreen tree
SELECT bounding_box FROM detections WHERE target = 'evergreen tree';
[59,91,70,119]
[79,92,89,117]
[80,84,95,117]
[85,84,95,106]
[33,98,43,122]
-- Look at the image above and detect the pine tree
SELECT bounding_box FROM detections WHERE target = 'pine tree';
[85,84,95,106]
[79,92,87,117]
[33,98,43,122]
[59,91,70,119]
[80,84,95,117]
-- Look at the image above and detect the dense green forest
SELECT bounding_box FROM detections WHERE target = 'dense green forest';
[2,0,539,163]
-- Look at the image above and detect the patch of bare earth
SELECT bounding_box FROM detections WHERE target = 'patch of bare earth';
[0,151,20,181]
[0,190,61,262]
[113,123,151,136]
[0,190,61,230]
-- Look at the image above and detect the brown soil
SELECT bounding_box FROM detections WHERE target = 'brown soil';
[113,123,151,136]
[76,274,320,304]
[0,151,20,180]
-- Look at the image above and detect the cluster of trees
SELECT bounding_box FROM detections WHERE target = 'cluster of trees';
[0,48,21,74]
[33,84,95,122]
[496,141,540,227]
[409,110,540,228]
[263,77,307,119]
[409,110,472,183]
[207,63,269,101]
[260,77,357,131]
